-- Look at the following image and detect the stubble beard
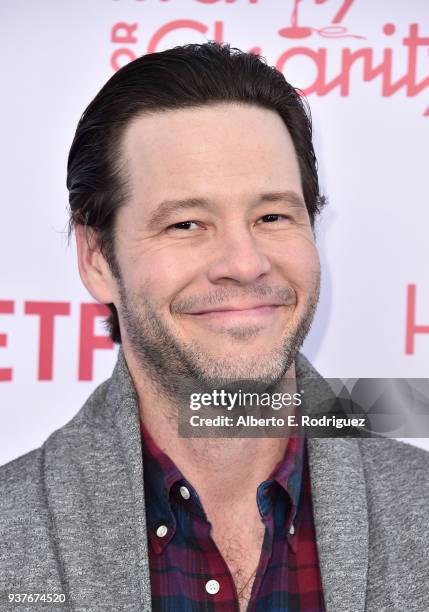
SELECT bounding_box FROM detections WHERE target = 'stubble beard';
[116,273,321,407]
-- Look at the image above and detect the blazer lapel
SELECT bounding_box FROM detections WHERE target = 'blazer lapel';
[43,349,152,611]
[307,438,369,612]
[296,352,369,612]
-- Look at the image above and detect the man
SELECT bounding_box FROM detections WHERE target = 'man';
[0,42,428,612]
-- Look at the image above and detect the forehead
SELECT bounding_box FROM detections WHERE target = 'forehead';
[120,103,303,203]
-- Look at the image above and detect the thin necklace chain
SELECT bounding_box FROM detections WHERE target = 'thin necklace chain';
[237,565,258,598]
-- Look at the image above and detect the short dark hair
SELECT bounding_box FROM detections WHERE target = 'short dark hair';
[67,41,326,344]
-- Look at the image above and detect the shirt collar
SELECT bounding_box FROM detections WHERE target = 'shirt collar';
[269,433,305,511]
[141,419,305,553]
[258,432,305,540]
[141,420,210,554]
[140,420,181,553]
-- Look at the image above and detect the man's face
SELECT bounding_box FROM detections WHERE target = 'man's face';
[112,103,320,387]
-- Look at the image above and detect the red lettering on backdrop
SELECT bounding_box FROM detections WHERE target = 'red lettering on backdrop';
[111,22,138,71]
[24,302,71,381]
[276,24,429,103]
[0,300,14,382]
[147,19,224,54]
[79,303,113,381]
[331,0,355,24]
[405,284,429,354]
[403,24,429,96]
[111,22,138,44]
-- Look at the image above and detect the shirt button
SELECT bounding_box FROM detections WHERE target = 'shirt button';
[156,525,168,538]
[205,579,220,595]
[289,523,295,536]
[180,485,191,500]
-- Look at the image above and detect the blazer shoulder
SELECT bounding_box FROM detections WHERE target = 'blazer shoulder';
[0,448,45,579]
[0,376,112,529]
[0,448,46,537]
[358,438,429,599]
[0,447,44,506]
[359,437,429,470]
[358,437,429,498]
[0,374,112,585]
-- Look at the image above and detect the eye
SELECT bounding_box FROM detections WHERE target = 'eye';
[256,214,290,224]
[168,220,200,231]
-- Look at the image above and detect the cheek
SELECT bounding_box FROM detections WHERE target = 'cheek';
[274,237,320,289]
[131,248,202,307]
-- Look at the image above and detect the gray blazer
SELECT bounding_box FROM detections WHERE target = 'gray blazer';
[0,350,428,611]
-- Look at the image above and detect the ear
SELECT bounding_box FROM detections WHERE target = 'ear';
[75,224,117,304]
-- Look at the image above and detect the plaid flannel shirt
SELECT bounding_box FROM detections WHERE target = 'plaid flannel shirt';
[141,420,325,611]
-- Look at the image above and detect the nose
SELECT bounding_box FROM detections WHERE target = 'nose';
[206,226,272,285]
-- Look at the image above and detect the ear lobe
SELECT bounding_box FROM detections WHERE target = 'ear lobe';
[75,224,116,304]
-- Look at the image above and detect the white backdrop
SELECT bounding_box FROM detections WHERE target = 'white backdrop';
[1,0,428,466]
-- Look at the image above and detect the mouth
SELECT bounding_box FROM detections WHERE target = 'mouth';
[183,304,286,323]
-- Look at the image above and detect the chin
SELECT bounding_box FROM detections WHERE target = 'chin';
[195,353,289,384]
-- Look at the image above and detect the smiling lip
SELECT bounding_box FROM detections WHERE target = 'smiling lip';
[184,304,284,320]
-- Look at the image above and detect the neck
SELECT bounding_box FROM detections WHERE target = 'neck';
[123,345,297,509]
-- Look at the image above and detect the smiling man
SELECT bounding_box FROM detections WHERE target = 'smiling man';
[1,42,428,612]
[92,103,320,387]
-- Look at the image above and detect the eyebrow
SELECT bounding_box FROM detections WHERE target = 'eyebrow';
[257,190,306,209]
[145,190,306,229]
[146,197,212,230]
